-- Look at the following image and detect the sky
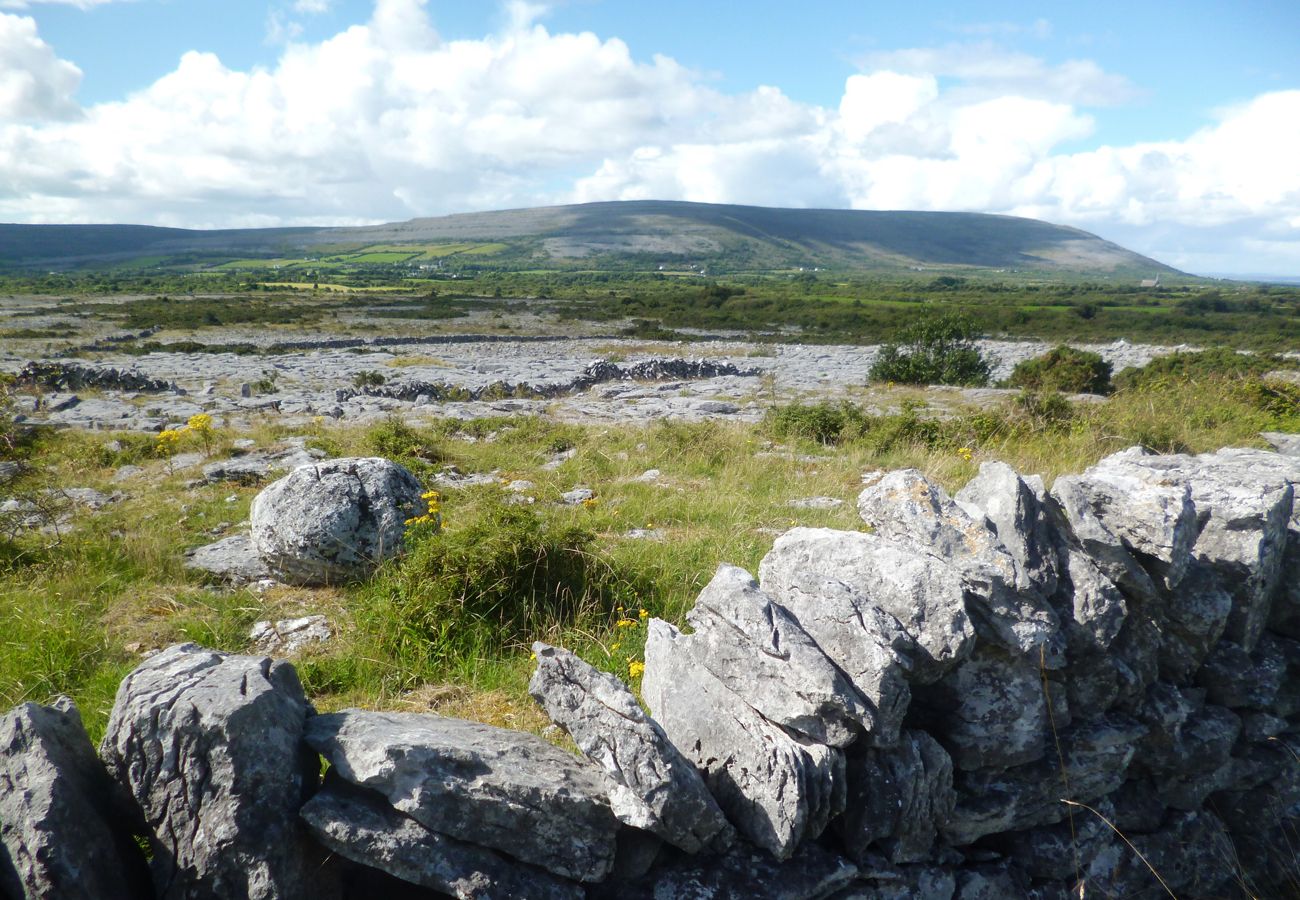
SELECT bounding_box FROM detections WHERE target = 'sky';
[1,1,1298,276]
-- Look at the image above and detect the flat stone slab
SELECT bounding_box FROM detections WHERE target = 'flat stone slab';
[184,533,272,584]
[304,709,620,882]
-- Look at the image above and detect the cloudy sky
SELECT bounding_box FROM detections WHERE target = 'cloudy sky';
[2,0,1298,275]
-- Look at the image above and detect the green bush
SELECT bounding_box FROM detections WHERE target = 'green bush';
[1113,348,1295,392]
[359,504,616,670]
[353,370,386,388]
[869,313,993,386]
[1007,346,1113,394]
[365,418,444,475]
[766,401,869,445]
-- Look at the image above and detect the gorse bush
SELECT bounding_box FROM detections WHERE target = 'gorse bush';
[1007,346,1113,394]
[1113,348,1297,392]
[869,313,993,386]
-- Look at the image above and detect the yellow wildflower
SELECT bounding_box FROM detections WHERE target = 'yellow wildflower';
[957,447,974,462]
[638,609,649,620]
[610,642,622,652]
[628,660,645,679]
[615,618,637,628]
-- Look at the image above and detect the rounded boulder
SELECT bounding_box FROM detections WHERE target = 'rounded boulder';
[250,457,424,585]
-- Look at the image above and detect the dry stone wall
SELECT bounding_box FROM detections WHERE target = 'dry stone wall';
[3,444,1300,898]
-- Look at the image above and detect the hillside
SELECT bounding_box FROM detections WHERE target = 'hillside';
[0,201,1179,277]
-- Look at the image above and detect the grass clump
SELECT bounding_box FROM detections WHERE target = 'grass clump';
[1007,346,1113,394]
[869,312,993,387]
[364,417,444,476]
[766,401,870,445]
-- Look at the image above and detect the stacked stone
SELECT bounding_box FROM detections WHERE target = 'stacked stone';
[3,445,1300,899]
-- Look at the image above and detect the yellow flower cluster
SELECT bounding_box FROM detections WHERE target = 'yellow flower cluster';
[957,446,974,461]
[405,490,443,528]
[581,497,599,508]
[186,413,214,433]
[628,660,645,679]
[154,428,183,456]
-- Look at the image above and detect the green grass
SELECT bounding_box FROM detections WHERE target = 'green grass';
[2,371,1298,741]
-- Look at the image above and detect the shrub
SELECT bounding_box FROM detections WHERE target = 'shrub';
[1007,346,1113,395]
[869,313,993,386]
[353,370,386,388]
[1113,349,1294,392]
[766,401,870,445]
[365,418,444,474]
[360,504,613,669]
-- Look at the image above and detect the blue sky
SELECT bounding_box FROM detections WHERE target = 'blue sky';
[2,0,1298,274]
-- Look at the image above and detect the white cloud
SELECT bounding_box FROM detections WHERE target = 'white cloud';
[293,0,332,13]
[0,12,81,120]
[0,0,118,8]
[0,4,1296,273]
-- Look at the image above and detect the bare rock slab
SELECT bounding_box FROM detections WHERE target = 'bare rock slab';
[304,709,619,882]
[100,643,323,900]
[301,775,583,900]
[682,564,874,748]
[184,533,272,584]
[528,641,733,854]
[642,619,845,860]
[250,457,425,585]
[249,615,332,656]
[0,697,151,900]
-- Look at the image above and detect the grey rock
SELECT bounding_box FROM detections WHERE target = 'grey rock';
[1137,703,1240,809]
[955,461,1059,597]
[100,643,322,899]
[835,861,957,900]
[203,456,272,485]
[786,496,843,509]
[858,470,1059,658]
[1262,431,1300,456]
[1049,476,1160,602]
[560,487,595,504]
[1156,561,1232,682]
[1097,810,1237,899]
[541,449,576,470]
[249,615,332,656]
[642,619,845,860]
[594,840,859,900]
[304,709,618,882]
[184,533,272,584]
[681,564,874,747]
[911,644,1047,771]
[759,526,972,685]
[694,400,739,414]
[301,775,583,900]
[0,697,151,900]
[837,730,955,864]
[1267,529,1300,639]
[953,864,1027,900]
[623,528,664,540]
[1196,638,1284,709]
[944,716,1146,845]
[997,799,1116,881]
[527,641,733,854]
[250,457,425,585]
[1056,548,1127,651]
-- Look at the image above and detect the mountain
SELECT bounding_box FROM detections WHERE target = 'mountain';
[0,201,1179,276]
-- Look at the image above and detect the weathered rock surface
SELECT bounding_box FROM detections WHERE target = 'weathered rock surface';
[857,469,1059,659]
[250,457,425,585]
[680,564,874,747]
[955,461,1059,598]
[99,643,322,900]
[642,619,845,860]
[249,614,332,656]
[527,641,733,854]
[0,697,151,900]
[301,775,583,900]
[184,533,272,584]
[593,840,859,900]
[837,730,955,864]
[304,709,619,882]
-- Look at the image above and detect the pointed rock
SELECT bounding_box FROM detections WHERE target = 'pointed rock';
[527,642,733,854]
[955,461,1059,598]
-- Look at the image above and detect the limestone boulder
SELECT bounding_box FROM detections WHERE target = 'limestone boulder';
[0,697,151,900]
[304,709,618,882]
[100,643,324,900]
[250,457,425,585]
[527,641,733,854]
[680,564,874,747]
[642,619,845,860]
[955,461,1059,598]
[184,533,272,585]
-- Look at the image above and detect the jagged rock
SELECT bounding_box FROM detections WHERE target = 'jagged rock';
[1111,448,1295,651]
[1196,638,1285,709]
[759,525,970,685]
[249,615,332,656]
[1055,548,1127,651]
[837,730,955,864]
[955,461,1059,598]
[1049,477,1160,603]
[995,798,1116,881]
[1062,648,1124,720]
[1050,448,1199,594]
[1156,561,1232,682]
[250,457,425,585]
[300,775,583,900]
[1137,703,1241,810]
[0,697,151,900]
[944,716,1146,845]
[1267,530,1300,638]
[911,644,1048,771]
[680,565,874,747]
[786,496,843,509]
[1093,810,1237,899]
[835,861,957,900]
[304,709,618,882]
[642,619,845,860]
[560,487,595,504]
[527,642,733,854]
[184,533,272,584]
[593,840,859,900]
[857,470,1059,658]
[100,643,323,899]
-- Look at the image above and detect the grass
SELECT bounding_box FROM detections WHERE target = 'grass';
[1,371,1297,746]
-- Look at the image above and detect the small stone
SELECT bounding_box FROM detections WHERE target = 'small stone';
[249,615,332,656]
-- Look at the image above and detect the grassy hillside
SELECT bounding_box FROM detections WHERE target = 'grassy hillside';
[0,201,1178,278]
